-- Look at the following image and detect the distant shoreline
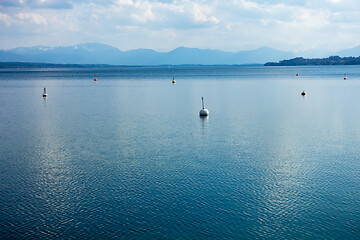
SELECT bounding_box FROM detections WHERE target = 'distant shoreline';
[2,58,360,68]
[265,56,360,66]
[0,62,262,68]
[0,62,118,69]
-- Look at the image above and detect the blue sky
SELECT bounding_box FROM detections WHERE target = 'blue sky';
[1,0,360,52]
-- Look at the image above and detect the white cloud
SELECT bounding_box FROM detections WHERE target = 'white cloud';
[16,12,47,25]
[327,0,342,3]
[192,3,219,24]
[131,1,156,23]
[0,12,12,26]
[0,0,360,52]
[116,0,134,6]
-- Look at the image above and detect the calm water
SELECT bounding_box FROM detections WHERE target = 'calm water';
[1,65,360,239]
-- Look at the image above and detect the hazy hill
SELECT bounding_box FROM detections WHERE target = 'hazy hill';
[336,46,360,57]
[236,47,294,64]
[8,43,123,64]
[3,43,360,65]
[0,50,28,62]
[0,43,295,65]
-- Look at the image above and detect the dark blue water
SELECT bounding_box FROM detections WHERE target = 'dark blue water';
[1,65,360,239]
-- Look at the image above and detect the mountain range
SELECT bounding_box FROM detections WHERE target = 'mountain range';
[0,43,359,65]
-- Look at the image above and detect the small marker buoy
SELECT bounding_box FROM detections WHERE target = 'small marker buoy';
[296,74,299,76]
[199,97,209,116]
[94,78,97,81]
[43,88,48,97]
[344,77,347,80]
[172,78,176,84]
[301,91,307,96]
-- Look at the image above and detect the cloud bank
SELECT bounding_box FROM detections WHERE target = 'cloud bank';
[0,0,360,52]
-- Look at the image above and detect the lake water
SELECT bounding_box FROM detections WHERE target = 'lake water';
[1,65,360,239]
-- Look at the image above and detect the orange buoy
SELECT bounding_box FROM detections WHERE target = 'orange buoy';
[94,78,97,81]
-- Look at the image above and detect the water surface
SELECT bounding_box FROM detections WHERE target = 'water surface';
[1,66,360,239]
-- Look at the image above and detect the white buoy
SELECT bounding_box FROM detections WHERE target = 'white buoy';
[199,97,209,116]
[43,88,48,97]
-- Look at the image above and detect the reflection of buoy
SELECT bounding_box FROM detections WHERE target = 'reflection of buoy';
[301,91,307,96]
[344,77,347,80]
[296,74,299,76]
[172,78,176,84]
[43,88,48,97]
[199,97,209,116]
[94,78,97,81]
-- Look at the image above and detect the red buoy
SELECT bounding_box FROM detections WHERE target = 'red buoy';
[296,74,299,76]
[94,78,97,81]
[344,77,347,80]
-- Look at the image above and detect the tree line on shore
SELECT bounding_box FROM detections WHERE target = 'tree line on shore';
[265,56,360,66]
